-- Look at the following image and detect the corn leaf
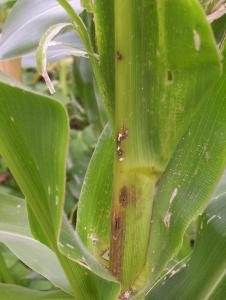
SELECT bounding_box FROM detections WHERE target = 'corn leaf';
[0,78,68,245]
[110,0,221,290]
[147,44,226,286]
[58,217,120,298]
[209,276,226,300]
[0,0,82,59]
[0,76,120,299]
[76,125,113,262]
[114,0,221,170]
[93,0,115,119]
[146,192,226,300]
[0,193,73,294]
[0,283,73,300]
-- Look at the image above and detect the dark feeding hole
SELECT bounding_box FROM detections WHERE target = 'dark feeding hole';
[116,51,123,61]
[167,70,173,82]
[190,239,195,248]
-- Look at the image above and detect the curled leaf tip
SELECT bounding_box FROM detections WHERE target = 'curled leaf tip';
[42,71,55,95]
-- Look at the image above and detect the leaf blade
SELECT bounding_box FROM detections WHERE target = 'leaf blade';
[76,124,114,261]
[0,283,74,300]
[0,76,120,299]
[146,192,226,300]
[147,46,226,286]
[0,193,73,294]
[0,79,69,245]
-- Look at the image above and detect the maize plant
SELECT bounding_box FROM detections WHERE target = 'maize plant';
[0,0,225,299]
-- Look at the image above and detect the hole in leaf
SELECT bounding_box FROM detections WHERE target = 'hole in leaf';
[167,70,173,83]
[190,239,195,248]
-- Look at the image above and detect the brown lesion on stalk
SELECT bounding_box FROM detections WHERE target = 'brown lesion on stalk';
[119,186,129,207]
[116,50,123,61]
[110,184,138,279]
[110,211,124,277]
[119,185,137,208]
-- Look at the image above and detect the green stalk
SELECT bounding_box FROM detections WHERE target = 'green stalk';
[110,0,162,294]
[0,251,14,284]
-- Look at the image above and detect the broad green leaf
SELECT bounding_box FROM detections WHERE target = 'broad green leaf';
[0,78,69,246]
[146,193,226,300]
[114,0,221,170]
[209,276,226,300]
[146,45,226,287]
[58,217,120,298]
[0,193,72,294]
[111,0,221,291]
[0,0,82,59]
[213,170,226,198]
[0,77,120,299]
[0,283,73,300]
[76,124,113,262]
